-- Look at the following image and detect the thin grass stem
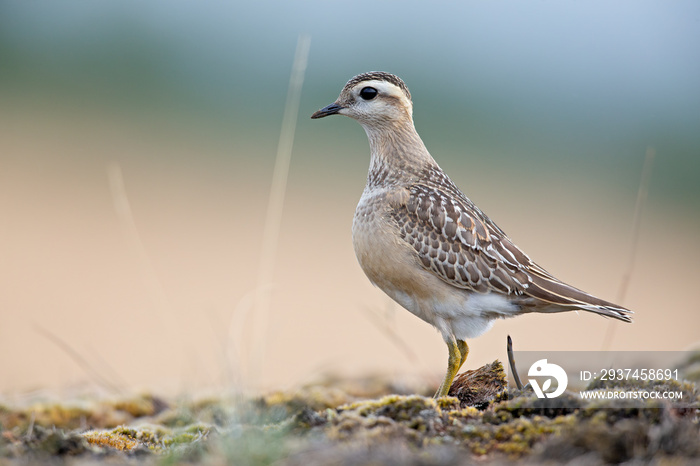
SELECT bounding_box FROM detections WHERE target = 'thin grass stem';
[248,34,311,389]
[601,146,655,350]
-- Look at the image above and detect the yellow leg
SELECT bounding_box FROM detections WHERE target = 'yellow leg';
[457,339,469,371]
[434,337,469,398]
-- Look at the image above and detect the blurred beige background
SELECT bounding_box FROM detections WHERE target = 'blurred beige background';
[1,2,699,397]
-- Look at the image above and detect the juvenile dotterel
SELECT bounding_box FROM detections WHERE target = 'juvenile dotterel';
[311,71,632,398]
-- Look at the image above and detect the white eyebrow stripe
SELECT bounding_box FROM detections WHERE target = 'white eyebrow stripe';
[353,79,412,109]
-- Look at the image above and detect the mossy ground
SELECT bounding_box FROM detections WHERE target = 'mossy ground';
[1,363,698,465]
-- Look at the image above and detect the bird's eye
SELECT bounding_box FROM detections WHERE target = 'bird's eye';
[359,87,378,100]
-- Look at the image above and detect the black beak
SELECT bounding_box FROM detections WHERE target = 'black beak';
[311,103,344,119]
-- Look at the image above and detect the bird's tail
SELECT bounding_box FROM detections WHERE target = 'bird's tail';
[524,273,633,322]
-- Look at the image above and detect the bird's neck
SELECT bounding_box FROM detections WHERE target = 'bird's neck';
[362,120,438,189]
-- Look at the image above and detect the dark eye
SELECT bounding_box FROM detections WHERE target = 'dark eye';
[359,87,378,100]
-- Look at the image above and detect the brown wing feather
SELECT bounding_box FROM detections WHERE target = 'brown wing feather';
[391,167,632,322]
[525,273,632,322]
[392,182,531,296]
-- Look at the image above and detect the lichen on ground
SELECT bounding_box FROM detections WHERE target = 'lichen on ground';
[1,362,698,465]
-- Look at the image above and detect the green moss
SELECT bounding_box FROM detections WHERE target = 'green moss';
[0,363,698,464]
[111,393,168,418]
[80,421,212,455]
[446,406,480,424]
[164,423,210,446]
[454,411,575,459]
[83,430,139,451]
[113,424,164,446]
[490,390,580,422]
[338,395,441,421]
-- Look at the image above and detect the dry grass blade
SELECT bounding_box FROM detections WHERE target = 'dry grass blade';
[248,34,311,388]
[107,162,170,322]
[360,305,419,364]
[601,146,655,350]
[34,325,123,394]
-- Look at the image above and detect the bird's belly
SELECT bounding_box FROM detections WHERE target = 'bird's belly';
[352,192,424,306]
[352,194,414,295]
[352,191,517,340]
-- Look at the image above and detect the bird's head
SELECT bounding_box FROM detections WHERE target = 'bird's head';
[311,71,413,127]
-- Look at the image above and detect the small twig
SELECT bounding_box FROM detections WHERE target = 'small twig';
[507,335,524,390]
[601,147,655,350]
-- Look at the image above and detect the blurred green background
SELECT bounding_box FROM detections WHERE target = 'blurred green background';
[1,1,698,396]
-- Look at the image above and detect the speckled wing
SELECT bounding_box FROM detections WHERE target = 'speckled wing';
[391,182,532,296]
[390,170,632,322]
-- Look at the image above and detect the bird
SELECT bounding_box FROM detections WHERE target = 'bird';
[311,71,632,398]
